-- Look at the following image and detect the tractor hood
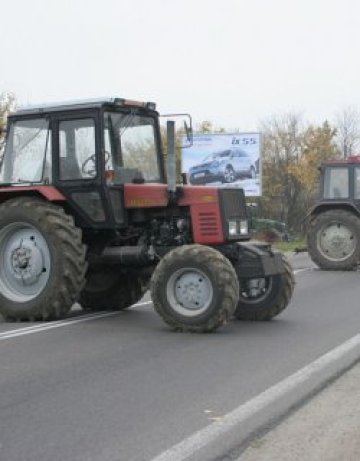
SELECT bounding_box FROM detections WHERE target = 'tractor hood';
[123,183,220,208]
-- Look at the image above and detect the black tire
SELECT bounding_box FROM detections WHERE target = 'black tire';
[222,165,235,183]
[0,197,87,322]
[234,254,294,321]
[307,209,360,270]
[80,268,148,311]
[150,244,239,332]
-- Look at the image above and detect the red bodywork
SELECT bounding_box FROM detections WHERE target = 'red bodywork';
[124,184,225,245]
[0,186,65,202]
[323,155,360,165]
[0,184,226,245]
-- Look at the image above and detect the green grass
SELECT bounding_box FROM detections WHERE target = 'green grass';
[273,238,307,253]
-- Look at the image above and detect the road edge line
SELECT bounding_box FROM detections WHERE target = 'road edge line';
[0,301,153,340]
[150,334,360,461]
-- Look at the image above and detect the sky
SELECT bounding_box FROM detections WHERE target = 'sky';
[1,0,360,131]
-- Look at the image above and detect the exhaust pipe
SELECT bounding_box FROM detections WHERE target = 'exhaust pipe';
[166,120,176,198]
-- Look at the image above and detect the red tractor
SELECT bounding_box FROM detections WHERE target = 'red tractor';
[307,156,360,270]
[0,98,294,332]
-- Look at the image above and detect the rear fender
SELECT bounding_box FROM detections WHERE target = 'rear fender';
[307,202,360,222]
[0,186,65,204]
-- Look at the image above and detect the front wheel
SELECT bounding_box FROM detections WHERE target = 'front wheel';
[150,245,239,332]
[234,254,294,321]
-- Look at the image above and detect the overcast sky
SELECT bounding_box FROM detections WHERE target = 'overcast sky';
[1,0,359,130]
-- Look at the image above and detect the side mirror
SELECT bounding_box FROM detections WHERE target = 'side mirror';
[184,119,192,144]
[160,113,193,149]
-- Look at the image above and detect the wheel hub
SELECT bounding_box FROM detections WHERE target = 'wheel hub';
[10,240,44,284]
[319,223,355,260]
[167,268,213,317]
[239,277,272,303]
[0,224,51,302]
[175,274,208,310]
[246,278,266,298]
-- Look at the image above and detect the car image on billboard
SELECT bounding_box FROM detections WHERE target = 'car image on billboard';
[182,132,261,196]
[189,149,256,185]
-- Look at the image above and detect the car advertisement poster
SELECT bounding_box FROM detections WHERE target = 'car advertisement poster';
[182,133,262,196]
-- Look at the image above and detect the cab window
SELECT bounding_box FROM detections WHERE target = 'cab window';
[323,167,349,199]
[354,167,360,199]
[0,118,51,184]
[59,119,96,180]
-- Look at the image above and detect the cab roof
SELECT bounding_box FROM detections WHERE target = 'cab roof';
[323,155,360,166]
[14,97,157,116]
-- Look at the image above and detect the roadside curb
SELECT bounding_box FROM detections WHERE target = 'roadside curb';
[151,334,360,461]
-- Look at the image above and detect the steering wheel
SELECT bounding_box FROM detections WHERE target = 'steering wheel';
[81,151,111,176]
[81,154,96,175]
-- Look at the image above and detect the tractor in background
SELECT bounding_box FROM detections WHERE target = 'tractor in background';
[307,156,360,270]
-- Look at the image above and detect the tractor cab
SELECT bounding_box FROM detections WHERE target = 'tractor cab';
[0,98,164,228]
[319,156,360,202]
[307,156,360,270]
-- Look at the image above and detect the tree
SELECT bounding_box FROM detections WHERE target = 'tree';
[0,93,16,140]
[336,106,360,158]
[289,121,339,214]
[257,116,339,233]
[0,93,16,161]
[258,113,304,230]
[195,120,225,134]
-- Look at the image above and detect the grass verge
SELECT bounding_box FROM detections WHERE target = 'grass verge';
[273,238,306,253]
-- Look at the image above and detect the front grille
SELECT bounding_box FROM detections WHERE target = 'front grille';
[219,188,249,240]
[198,211,220,236]
[219,189,247,220]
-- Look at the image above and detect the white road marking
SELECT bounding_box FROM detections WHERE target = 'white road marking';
[150,333,360,461]
[294,268,311,274]
[0,301,153,341]
[0,267,310,342]
[0,267,310,341]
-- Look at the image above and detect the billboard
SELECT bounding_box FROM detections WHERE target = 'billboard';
[182,132,262,196]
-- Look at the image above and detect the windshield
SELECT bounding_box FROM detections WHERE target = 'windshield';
[0,118,51,184]
[104,111,160,182]
[323,167,349,199]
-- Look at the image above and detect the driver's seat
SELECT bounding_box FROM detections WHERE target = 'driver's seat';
[60,156,82,180]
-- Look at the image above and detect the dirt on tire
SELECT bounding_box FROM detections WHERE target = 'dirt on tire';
[150,244,239,333]
[0,197,87,321]
[234,253,294,321]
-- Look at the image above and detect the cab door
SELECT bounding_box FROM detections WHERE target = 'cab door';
[52,111,111,228]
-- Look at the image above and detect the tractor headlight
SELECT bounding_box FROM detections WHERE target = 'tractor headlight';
[228,220,238,236]
[228,219,249,237]
[239,219,248,235]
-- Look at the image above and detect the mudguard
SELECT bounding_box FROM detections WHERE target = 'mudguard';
[231,241,286,279]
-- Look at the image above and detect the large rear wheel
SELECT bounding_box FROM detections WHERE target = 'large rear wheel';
[80,268,148,311]
[151,245,239,332]
[0,197,87,321]
[307,209,360,270]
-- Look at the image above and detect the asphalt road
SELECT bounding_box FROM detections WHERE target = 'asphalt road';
[1,253,360,461]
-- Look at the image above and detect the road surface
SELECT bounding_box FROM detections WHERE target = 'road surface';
[1,253,359,461]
